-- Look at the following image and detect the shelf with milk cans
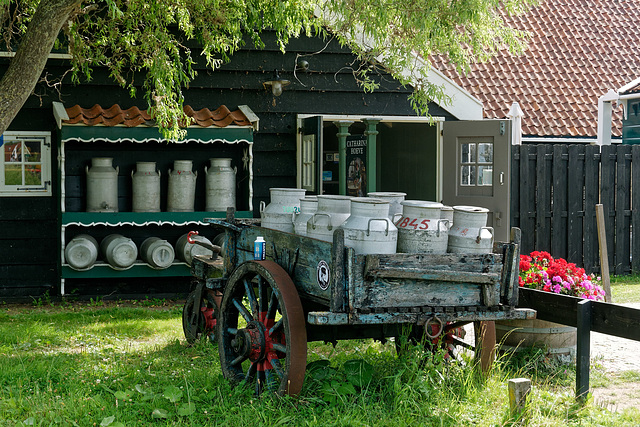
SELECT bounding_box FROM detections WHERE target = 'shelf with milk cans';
[61,155,252,281]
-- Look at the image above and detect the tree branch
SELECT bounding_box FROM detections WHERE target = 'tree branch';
[0,0,81,134]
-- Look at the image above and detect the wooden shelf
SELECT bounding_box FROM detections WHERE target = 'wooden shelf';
[62,211,253,226]
[61,262,192,278]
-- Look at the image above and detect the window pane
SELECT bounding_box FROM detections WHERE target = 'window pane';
[5,164,22,185]
[461,143,476,163]
[478,143,493,163]
[25,165,42,185]
[461,165,475,186]
[478,166,493,186]
[24,141,42,162]
[5,142,21,162]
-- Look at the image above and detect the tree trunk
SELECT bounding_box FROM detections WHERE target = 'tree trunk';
[0,0,80,134]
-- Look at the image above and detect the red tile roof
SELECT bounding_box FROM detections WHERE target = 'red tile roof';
[431,0,640,138]
[64,104,252,128]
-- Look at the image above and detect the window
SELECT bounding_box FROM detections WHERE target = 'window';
[0,132,52,196]
[460,141,493,187]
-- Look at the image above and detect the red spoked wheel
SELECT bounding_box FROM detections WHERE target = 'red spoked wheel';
[218,261,307,396]
[182,289,218,345]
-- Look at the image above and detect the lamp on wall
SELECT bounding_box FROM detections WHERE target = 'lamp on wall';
[263,69,290,96]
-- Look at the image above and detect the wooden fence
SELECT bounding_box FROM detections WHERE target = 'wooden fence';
[511,144,640,275]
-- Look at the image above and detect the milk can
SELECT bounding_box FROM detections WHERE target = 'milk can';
[441,205,454,227]
[340,198,397,254]
[100,234,138,269]
[396,201,449,254]
[260,188,307,233]
[176,232,213,265]
[64,234,99,270]
[167,160,197,212]
[367,192,406,222]
[447,205,494,254]
[132,162,161,212]
[293,196,318,236]
[86,157,118,212]
[307,195,351,242]
[205,158,236,212]
[140,237,175,269]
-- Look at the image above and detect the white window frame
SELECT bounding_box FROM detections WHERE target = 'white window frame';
[0,131,52,196]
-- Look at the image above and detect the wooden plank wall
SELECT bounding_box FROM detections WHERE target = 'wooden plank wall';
[511,144,638,275]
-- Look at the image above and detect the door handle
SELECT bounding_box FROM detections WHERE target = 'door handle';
[499,172,505,185]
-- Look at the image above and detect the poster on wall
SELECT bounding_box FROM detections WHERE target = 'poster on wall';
[345,134,367,197]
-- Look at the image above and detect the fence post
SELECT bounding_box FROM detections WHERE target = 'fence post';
[595,204,612,302]
[576,299,592,401]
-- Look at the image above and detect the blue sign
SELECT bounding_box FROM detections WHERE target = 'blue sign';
[0,134,3,148]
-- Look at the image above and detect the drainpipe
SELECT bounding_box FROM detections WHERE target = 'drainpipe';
[507,102,523,145]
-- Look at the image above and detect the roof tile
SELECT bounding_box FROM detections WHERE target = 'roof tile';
[63,104,251,128]
[432,0,639,138]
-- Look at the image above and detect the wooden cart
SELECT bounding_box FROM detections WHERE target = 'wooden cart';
[182,215,535,396]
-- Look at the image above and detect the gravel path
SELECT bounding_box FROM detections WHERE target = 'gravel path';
[590,303,640,373]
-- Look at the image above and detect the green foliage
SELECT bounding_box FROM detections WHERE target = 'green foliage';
[2,0,538,139]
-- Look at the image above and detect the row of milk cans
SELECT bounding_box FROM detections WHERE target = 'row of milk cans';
[64,232,216,271]
[260,188,493,255]
[85,157,236,212]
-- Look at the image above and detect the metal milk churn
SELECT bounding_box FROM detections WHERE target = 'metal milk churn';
[100,234,138,269]
[167,160,197,212]
[441,205,454,227]
[64,234,99,270]
[447,205,494,254]
[367,192,406,222]
[396,201,449,254]
[140,237,175,269]
[260,188,307,233]
[176,232,213,266]
[339,198,397,254]
[132,162,161,212]
[307,195,351,242]
[293,196,318,236]
[86,157,119,212]
[205,158,236,212]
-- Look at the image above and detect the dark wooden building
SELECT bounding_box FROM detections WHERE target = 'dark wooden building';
[1,32,495,301]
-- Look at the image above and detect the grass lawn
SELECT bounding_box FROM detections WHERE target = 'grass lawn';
[610,275,640,303]
[1,299,638,426]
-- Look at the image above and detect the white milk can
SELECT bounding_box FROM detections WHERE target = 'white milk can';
[307,195,351,242]
[176,232,213,265]
[140,237,175,269]
[260,188,307,233]
[64,234,99,270]
[86,157,118,212]
[396,201,449,254]
[293,196,318,236]
[205,158,236,212]
[132,162,161,212]
[447,205,494,254]
[340,198,397,254]
[367,192,406,221]
[167,160,197,212]
[100,234,138,269]
[441,205,454,227]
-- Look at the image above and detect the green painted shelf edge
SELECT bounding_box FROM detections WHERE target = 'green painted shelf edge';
[62,211,254,226]
[61,263,192,278]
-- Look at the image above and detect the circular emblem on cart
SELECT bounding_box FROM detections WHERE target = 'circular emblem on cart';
[316,260,330,291]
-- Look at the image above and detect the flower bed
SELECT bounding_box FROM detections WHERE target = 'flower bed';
[518,251,605,301]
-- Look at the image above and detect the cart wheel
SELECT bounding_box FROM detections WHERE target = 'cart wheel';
[182,289,218,345]
[218,260,307,396]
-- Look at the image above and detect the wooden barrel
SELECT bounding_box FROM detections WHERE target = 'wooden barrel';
[495,319,576,357]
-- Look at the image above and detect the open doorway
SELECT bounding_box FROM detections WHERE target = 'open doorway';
[298,115,440,202]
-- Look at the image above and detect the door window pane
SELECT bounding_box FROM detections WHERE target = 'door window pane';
[459,141,494,187]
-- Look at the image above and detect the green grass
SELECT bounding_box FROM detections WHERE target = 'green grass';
[610,275,640,303]
[0,301,638,426]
